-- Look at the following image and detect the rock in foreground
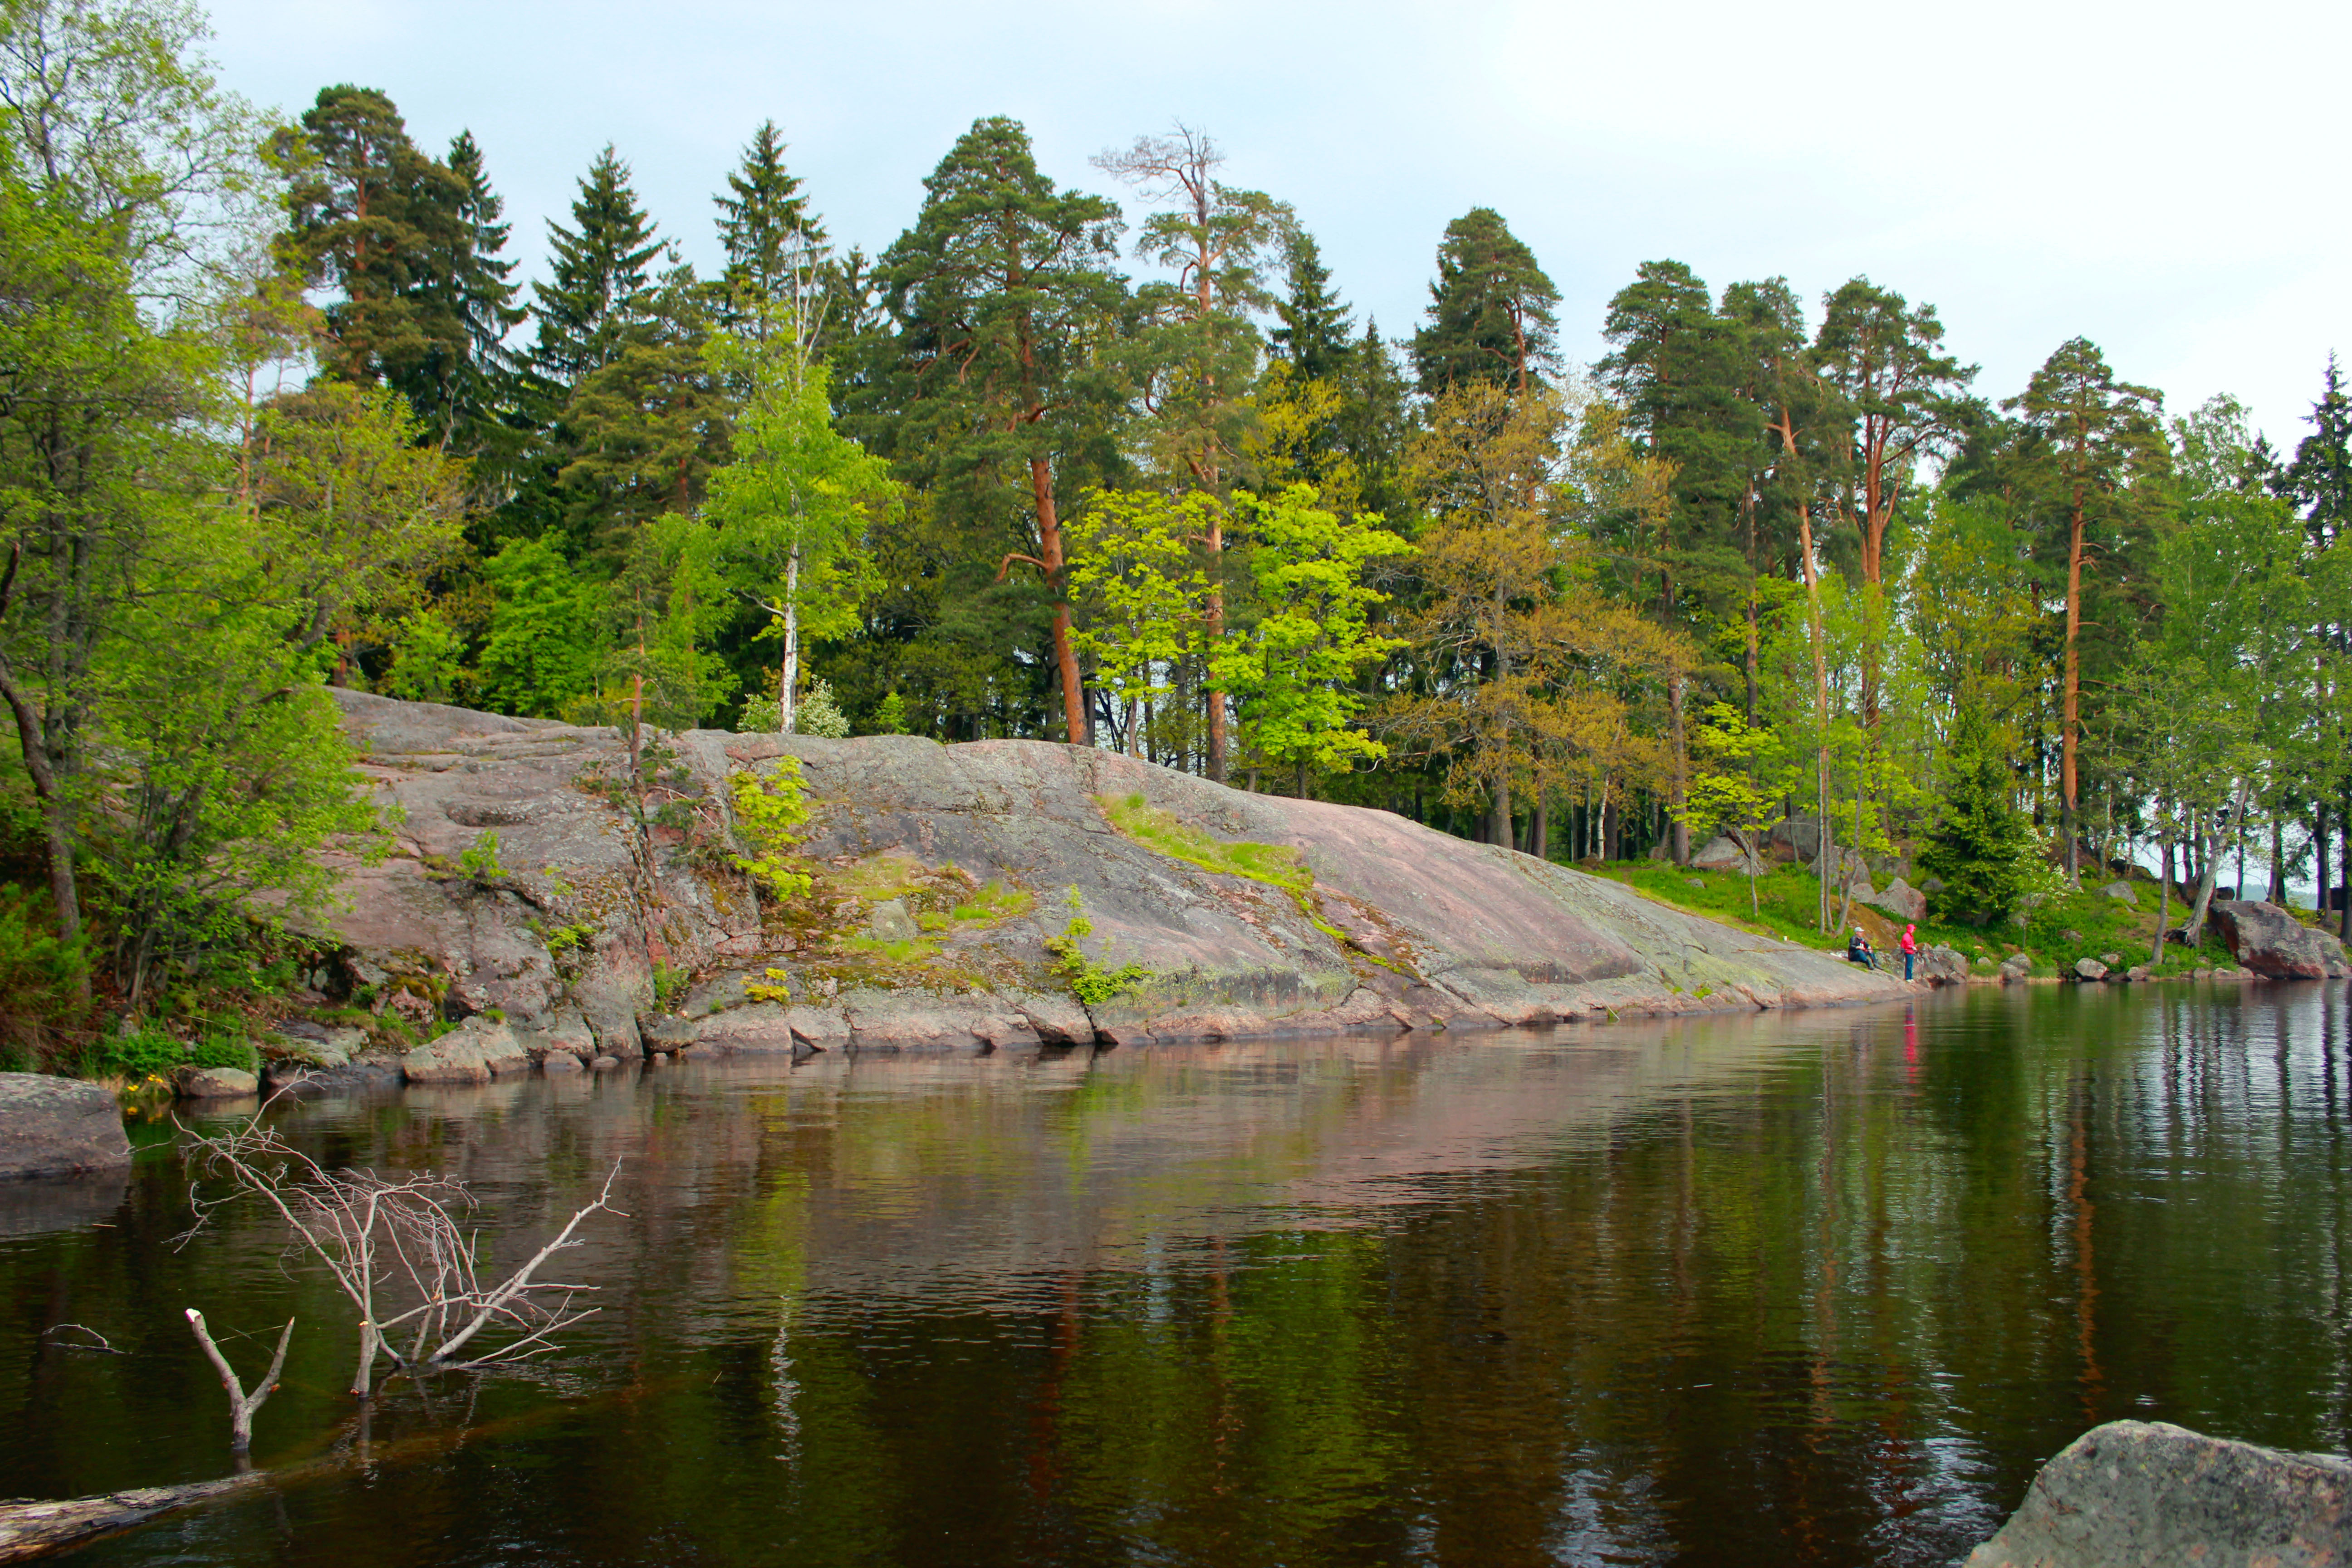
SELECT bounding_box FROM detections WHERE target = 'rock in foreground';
[316,691,1911,1062]
[1966,1420,2352,1568]
[0,1074,130,1178]
[2210,899,2352,980]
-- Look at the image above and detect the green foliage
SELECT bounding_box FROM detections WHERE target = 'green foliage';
[793,678,850,739]
[1411,207,1560,393]
[476,535,600,717]
[73,1024,255,1085]
[1215,485,1412,779]
[0,890,88,1069]
[743,967,792,1004]
[1067,490,1211,725]
[704,331,892,713]
[458,830,507,883]
[651,961,691,1011]
[1918,705,2046,924]
[384,608,467,704]
[869,692,909,735]
[540,922,594,956]
[729,760,814,900]
[1043,886,1149,1007]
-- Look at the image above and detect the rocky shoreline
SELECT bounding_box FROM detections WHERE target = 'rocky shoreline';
[80,689,2337,1107]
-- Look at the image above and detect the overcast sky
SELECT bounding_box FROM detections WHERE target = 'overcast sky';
[204,0,2345,444]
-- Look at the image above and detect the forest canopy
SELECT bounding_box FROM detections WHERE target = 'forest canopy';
[3,0,2348,1037]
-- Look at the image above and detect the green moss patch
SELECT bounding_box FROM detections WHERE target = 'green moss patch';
[1100,793,1312,893]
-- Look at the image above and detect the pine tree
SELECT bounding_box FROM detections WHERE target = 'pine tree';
[1410,207,1558,395]
[1269,227,1352,381]
[863,115,1128,746]
[530,146,662,390]
[2000,337,2168,883]
[715,121,826,327]
[280,84,466,388]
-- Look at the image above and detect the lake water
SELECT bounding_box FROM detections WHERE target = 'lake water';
[4,982,2348,1566]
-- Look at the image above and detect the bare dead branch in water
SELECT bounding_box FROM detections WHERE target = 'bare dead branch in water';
[177,1109,623,1398]
[184,1311,294,1454]
[36,1324,122,1354]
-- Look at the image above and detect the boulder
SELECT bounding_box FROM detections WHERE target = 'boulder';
[1999,955,2034,985]
[1014,992,1097,1046]
[261,1054,403,1098]
[589,1055,621,1071]
[401,1035,486,1085]
[1860,878,1927,922]
[541,1052,583,1074]
[0,1074,131,1178]
[840,989,1037,1053]
[1809,846,1872,892]
[2211,899,2345,980]
[173,1065,258,1100]
[640,1015,699,1056]
[399,1017,524,1085]
[2073,957,2109,982]
[691,1002,808,1056]
[534,1006,596,1062]
[2321,927,2352,979]
[2126,965,2151,982]
[1690,835,1764,875]
[2100,880,2139,906]
[1916,945,1969,985]
[1770,814,1824,860]
[1965,1420,2352,1568]
[865,898,921,943]
[270,1019,365,1068]
[2100,951,2122,966]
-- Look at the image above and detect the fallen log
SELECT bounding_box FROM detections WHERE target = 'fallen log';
[0,1476,273,1563]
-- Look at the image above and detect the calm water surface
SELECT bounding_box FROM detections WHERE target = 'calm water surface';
[4,982,2348,1567]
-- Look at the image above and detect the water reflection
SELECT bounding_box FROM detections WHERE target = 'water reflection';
[3,983,2347,1566]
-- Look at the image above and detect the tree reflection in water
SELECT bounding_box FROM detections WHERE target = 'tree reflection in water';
[1,982,2346,1568]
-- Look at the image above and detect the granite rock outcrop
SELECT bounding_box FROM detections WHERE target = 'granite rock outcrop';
[309,691,1915,1071]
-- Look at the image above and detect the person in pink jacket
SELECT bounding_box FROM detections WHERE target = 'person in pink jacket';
[1900,924,1918,981]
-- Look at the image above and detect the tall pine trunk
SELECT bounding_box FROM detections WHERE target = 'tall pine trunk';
[1026,455,1088,745]
[2061,486,2087,886]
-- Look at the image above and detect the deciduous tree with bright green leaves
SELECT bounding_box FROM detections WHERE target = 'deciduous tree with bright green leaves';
[705,307,892,732]
[1065,489,1211,756]
[1214,484,1411,795]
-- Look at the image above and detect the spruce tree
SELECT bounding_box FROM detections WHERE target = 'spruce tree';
[1269,228,1352,381]
[530,146,662,390]
[1410,207,1558,395]
[1598,259,1761,612]
[2284,353,2352,551]
[1918,704,2043,923]
[402,129,524,467]
[715,120,826,325]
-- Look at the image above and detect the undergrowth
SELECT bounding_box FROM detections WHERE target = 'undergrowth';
[1043,886,1149,1006]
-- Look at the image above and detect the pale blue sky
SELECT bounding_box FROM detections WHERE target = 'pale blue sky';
[205,0,2346,444]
